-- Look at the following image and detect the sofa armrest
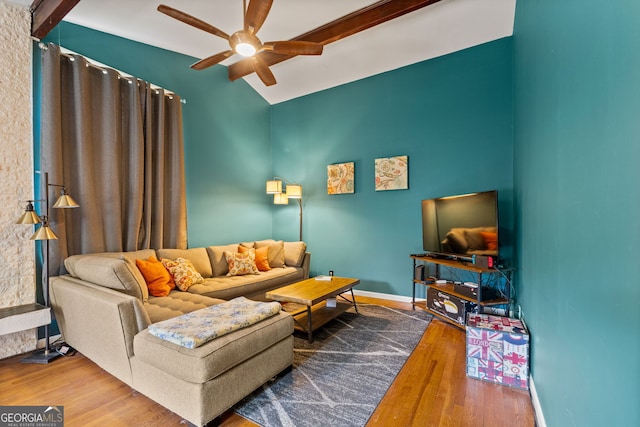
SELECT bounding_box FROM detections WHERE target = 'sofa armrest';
[301,252,311,279]
[50,275,150,386]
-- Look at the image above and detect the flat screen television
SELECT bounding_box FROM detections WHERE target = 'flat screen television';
[421,190,499,261]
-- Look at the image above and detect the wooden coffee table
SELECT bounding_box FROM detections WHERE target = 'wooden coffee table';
[265,277,360,342]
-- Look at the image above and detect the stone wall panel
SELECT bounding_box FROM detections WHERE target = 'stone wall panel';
[0,2,38,359]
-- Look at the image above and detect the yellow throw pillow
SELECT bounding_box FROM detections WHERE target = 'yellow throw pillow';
[224,251,259,276]
[239,245,271,271]
[161,257,205,291]
[135,256,175,297]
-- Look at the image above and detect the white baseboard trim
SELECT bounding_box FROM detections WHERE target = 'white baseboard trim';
[529,376,547,427]
[352,289,419,303]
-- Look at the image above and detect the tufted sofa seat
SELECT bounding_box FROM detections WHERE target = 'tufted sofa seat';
[145,292,227,323]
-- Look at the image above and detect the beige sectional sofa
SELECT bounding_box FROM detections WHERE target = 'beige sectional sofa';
[49,240,310,426]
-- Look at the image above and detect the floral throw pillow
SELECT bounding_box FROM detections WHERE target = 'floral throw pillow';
[161,257,205,291]
[224,251,259,276]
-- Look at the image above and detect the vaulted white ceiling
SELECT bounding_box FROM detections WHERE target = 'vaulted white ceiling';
[32,0,516,104]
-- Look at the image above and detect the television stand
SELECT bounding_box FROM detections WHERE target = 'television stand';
[410,255,512,330]
[421,252,475,263]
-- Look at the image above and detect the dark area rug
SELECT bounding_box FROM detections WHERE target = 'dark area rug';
[234,303,432,427]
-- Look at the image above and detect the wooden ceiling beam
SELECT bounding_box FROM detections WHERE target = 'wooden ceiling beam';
[228,0,443,81]
[31,0,82,40]
[291,0,443,45]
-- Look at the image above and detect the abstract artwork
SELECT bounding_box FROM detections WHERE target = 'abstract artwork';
[375,155,408,191]
[327,162,355,194]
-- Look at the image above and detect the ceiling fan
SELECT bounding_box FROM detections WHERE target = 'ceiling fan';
[157,0,324,86]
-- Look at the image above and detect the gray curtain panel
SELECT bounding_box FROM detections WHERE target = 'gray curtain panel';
[40,44,187,274]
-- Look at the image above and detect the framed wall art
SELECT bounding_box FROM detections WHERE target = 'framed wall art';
[327,162,355,194]
[375,155,408,191]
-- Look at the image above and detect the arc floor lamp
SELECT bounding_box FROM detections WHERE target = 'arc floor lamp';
[17,171,79,364]
[266,177,303,241]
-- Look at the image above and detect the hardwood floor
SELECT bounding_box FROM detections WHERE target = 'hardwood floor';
[0,296,535,427]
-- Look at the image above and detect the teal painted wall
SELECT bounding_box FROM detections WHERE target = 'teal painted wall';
[513,1,640,426]
[38,16,640,425]
[271,38,514,297]
[41,22,273,247]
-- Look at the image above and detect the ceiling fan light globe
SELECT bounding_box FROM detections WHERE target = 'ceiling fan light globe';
[235,43,256,57]
[230,31,260,57]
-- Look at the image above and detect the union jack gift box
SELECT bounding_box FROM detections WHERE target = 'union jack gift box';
[465,313,529,389]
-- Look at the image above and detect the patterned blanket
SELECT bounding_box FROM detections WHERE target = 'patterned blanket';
[148,296,282,348]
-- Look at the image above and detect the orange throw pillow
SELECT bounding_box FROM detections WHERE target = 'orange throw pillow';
[239,245,271,271]
[135,256,175,297]
[480,232,498,251]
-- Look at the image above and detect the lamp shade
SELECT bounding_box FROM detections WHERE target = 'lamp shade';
[266,180,283,194]
[53,189,79,208]
[16,210,41,224]
[16,201,41,224]
[30,225,58,240]
[273,193,289,205]
[264,176,303,241]
[286,184,302,199]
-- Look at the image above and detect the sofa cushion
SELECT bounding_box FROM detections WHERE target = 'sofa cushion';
[136,256,175,297]
[133,310,293,383]
[64,254,148,301]
[284,242,307,267]
[225,251,259,276]
[121,249,157,261]
[147,297,282,348]
[64,249,158,302]
[161,258,204,291]
[255,240,285,268]
[145,291,225,323]
[207,244,239,276]
[157,247,212,278]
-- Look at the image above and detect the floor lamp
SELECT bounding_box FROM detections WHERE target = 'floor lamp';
[266,177,303,241]
[17,171,79,364]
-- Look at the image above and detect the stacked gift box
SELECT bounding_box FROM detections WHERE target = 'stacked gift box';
[465,313,530,390]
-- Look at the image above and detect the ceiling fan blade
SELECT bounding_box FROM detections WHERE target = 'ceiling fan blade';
[245,0,273,34]
[263,41,323,56]
[191,50,234,70]
[228,57,255,82]
[157,4,229,40]
[252,57,276,86]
